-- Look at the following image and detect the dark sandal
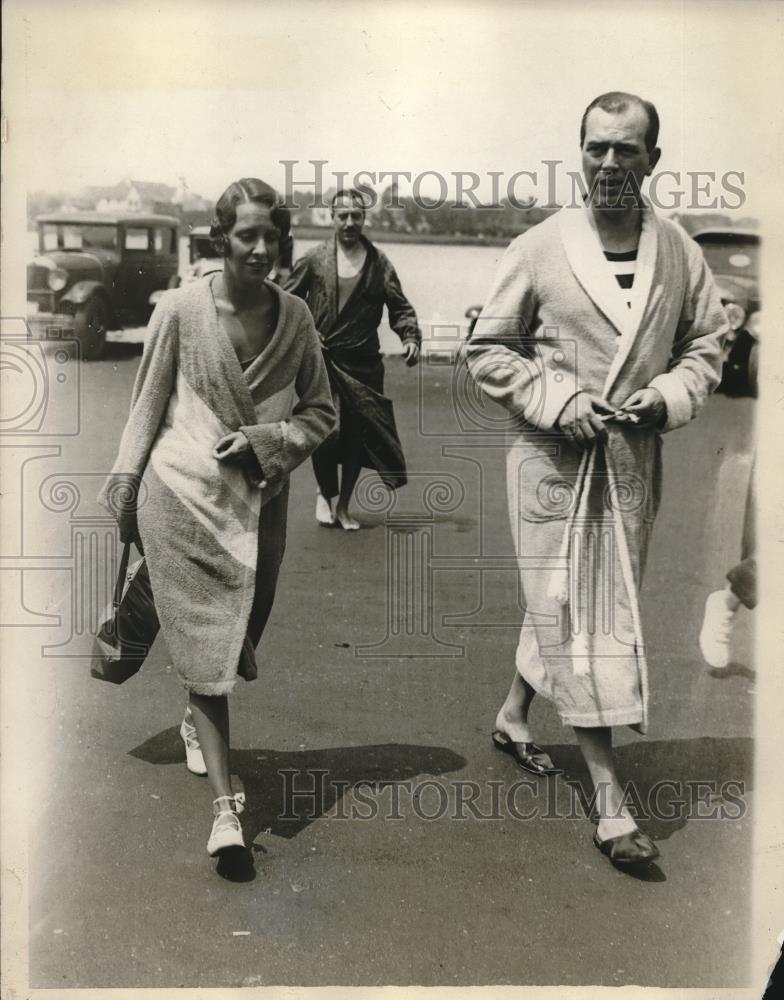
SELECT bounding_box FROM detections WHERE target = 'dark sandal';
[491,730,562,776]
[593,829,659,866]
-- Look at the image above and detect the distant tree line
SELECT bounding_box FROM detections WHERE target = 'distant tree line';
[27,188,759,240]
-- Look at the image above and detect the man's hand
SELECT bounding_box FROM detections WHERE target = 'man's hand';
[556,391,615,447]
[213,431,252,463]
[404,342,420,367]
[618,387,667,428]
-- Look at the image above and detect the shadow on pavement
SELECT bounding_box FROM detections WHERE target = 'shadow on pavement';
[129,734,466,847]
[545,735,752,843]
[215,846,256,883]
[709,660,756,681]
[130,730,750,850]
[613,860,668,883]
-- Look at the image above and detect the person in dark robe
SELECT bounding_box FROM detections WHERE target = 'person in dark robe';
[284,188,421,529]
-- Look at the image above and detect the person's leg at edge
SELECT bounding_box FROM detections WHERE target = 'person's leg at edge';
[573,724,638,841]
[699,468,755,667]
[495,669,537,742]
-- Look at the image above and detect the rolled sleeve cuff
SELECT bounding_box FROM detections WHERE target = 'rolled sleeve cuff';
[648,373,690,432]
[239,422,287,483]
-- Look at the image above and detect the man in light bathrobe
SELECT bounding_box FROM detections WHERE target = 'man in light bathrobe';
[465,92,728,866]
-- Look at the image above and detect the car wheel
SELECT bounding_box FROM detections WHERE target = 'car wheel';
[74,297,108,361]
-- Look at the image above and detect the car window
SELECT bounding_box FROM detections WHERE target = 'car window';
[192,236,218,260]
[42,225,59,251]
[154,227,175,254]
[124,228,150,251]
[39,223,118,251]
[62,226,84,249]
[80,226,118,250]
[61,225,118,250]
[694,233,759,277]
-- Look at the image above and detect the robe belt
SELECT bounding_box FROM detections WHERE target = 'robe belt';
[546,440,646,678]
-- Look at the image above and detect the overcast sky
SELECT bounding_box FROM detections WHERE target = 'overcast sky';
[5,0,783,215]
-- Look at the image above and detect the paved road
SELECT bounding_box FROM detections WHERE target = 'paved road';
[16,344,754,989]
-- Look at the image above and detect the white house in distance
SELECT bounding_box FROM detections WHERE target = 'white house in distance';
[172,176,211,215]
[85,178,177,214]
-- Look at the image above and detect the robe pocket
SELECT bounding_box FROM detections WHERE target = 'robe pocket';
[507,445,584,523]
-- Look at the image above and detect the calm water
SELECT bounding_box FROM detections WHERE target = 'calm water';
[27,230,509,344]
[293,237,506,326]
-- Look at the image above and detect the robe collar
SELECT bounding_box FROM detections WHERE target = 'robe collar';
[558,197,659,395]
[322,234,377,331]
[204,275,288,428]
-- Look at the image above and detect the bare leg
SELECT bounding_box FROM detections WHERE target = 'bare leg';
[188,692,233,800]
[573,725,637,840]
[312,442,339,520]
[335,430,363,530]
[495,669,537,742]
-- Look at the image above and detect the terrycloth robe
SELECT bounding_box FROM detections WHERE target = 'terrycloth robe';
[285,235,421,489]
[98,276,336,695]
[464,201,728,733]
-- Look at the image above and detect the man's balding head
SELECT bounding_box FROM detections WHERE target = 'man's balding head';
[580,92,660,153]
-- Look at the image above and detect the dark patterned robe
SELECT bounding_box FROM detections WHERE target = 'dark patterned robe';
[284,235,421,489]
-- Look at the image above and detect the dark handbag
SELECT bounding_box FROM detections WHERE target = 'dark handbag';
[91,542,160,684]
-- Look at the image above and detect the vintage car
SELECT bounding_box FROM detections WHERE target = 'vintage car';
[691,227,760,396]
[183,225,223,282]
[26,212,180,360]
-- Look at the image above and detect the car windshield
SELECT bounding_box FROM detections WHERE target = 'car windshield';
[41,223,118,252]
[191,235,218,261]
[694,232,759,278]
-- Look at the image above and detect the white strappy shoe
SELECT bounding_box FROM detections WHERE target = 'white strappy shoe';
[180,709,207,776]
[207,793,246,856]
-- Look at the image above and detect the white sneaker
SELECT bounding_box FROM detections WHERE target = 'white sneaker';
[180,710,207,776]
[207,793,246,856]
[315,492,335,526]
[699,590,736,668]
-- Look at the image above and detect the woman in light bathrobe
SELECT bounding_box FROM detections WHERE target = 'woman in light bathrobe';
[465,197,727,860]
[100,179,335,858]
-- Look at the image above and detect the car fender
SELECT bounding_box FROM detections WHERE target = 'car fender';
[60,281,107,308]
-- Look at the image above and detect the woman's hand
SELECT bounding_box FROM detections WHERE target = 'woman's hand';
[213,431,267,486]
[213,431,252,463]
